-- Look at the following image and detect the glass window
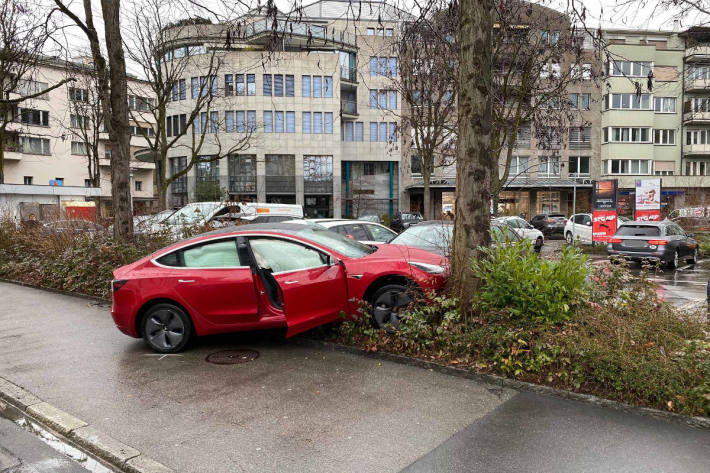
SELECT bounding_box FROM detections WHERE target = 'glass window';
[388,122,397,142]
[388,91,397,109]
[263,111,273,133]
[210,111,218,133]
[369,90,377,108]
[378,91,387,109]
[303,112,311,133]
[367,28,375,36]
[285,75,294,96]
[324,77,333,98]
[236,74,245,95]
[356,122,364,141]
[379,57,387,76]
[247,74,255,95]
[389,58,397,77]
[275,111,284,133]
[247,110,256,132]
[274,75,283,96]
[370,122,378,142]
[379,122,387,142]
[249,239,325,273]
[302,75,311,97]
[286,111,295,133]
[313,112,322,133]
[182,240,240,268]
[236,111,245,132]
[263,74,272,96]
[224,74,233,96]
[344,224,371,241]
[324,112,333,134]
[225,111,234,132]
[370,57,377,76]
[191,77,199,99]
[313,76,322,98]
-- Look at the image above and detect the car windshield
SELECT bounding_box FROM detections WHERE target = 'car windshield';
[164,203,220,225]
[295,225,375,258]
[390,224,453,250]
[615,225,661,237]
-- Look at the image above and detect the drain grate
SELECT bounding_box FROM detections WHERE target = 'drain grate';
[206,349,260,365]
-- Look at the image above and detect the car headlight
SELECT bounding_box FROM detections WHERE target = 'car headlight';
[409,262,445,274]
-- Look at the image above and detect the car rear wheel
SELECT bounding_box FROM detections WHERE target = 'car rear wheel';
[370,284,412,331]
[535,237,543,253]
[687,247,699,264]
[565,232,573,244]
[667,250,679,270]
[142,303,193,353]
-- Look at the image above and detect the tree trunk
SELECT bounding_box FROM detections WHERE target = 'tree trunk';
[451,0,495,309]
[101,0,134,239]
[423,169,432,220]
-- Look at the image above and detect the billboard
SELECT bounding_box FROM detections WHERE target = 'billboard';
[634,179,661,221]
[592,180,618,210]
[592,180,618,242]
[592,211,618,243]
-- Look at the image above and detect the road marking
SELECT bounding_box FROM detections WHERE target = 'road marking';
[141,354,184,361]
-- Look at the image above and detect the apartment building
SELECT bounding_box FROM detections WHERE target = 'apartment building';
[0,57,156,219]
[164,0,404,218]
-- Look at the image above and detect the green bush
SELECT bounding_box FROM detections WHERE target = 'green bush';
[471,240,590,324]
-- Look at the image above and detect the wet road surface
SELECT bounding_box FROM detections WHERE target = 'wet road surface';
[1,282,709,472]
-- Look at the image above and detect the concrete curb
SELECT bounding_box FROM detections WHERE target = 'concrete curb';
[293,337,710,430]
[0,376,174,473]
[0,278,111,305]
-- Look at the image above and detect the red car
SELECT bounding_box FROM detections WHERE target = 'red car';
[111,223,447,353]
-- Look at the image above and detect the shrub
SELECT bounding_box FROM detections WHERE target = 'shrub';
[471,240,590,324]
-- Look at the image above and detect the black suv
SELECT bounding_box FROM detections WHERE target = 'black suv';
[530,213,567,237]
[391,212,424,233]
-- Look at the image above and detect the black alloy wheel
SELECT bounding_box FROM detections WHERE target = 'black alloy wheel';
[142,303,193,353]
[371,284,412,331]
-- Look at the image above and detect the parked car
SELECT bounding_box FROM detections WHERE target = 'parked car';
[358,215,383,224]
[134,210,176,234]
[494,216,544,251]
[564,213,593,245]
[607,221,698,268]
[307,219,397,244]
[42,219,105,236]
[530,213,568,237]
[390,212,424,233]
[111,222,447,352]
[388,220,520,256]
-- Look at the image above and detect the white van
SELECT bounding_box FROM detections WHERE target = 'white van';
[157,202,303,236]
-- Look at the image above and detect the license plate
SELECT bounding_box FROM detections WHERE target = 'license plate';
[622,240,647,248]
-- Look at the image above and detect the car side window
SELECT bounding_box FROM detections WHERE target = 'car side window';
[663,225,675,237]
[672,225,685,237]
[583,215,592,226]
[249,238,325,273]
[367,224,396,242]
[182,239,241,268]
[507,218,520,229]
[346,224,371,241]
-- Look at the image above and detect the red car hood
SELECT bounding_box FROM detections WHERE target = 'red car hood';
[365,243,448,266]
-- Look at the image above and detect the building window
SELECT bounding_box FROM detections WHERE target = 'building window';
[388,122,397,142]
[17,80,48,100]
[541,30,560,45]
[410,155,421,175]
[313,76,322,98]
[246,74,255,95]
[654,129,675,145]
[236,111,245,132]
[302,75,311,97]
[247,110,256,132]
[71,141,88,155]
[569,127,591,148]
[605,159,651,175]
[324,112,333,134]
[275,111,284,133]
[54,178,64,186]
[236,74,245,96]
[304,156,333,183]
[263,74,272,96]
[68,87,89,102]
[690,97,710,113]
[603,127,651,143]
[369,57,377,76]
[369,90,377,108]
[367,28,375,36]
[135,181,142,191]
[264,111,273,133]
[274,74,284,96]
[386,28,394,36]
[654,97,676,113]
[224,74,234,95]
[605,93,651,110]
[364,163,376,175]
[324,77,333,98]
[313,112,322,134]
[686,129,710,144]
[538,156,560,177]
[570,93,590,110]
[343,121,354,141]
[302,112,311,134]
[370,122,378,142]
[70,114,88,129]
[568,156,590,176]
[377,28,384,37]
[540,63,561,79]
[23,176,33,185]
[609,60,652,77]
[687,65,710,80]
[286,111,295,133]
[355,122,363,141]
[570,63,592,80]
[509,156,529,175]
[686,161,710,176]
[285,75,294,97]
[18,108,49,126]
[19,136,50,155]
[379,122,387,142]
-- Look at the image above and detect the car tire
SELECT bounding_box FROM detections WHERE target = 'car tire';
[142,303,193,353]
[565,232,573,244]
[667,250,679,270]
[535,237,543,252]
[687,247,699,264]
[370,284,413,331]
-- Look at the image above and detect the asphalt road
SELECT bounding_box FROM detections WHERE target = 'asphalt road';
[0,416,88,473]
[1,282,709,473]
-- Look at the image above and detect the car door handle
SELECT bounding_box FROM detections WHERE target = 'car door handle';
[178,279,195,283]
[283,280,299,284]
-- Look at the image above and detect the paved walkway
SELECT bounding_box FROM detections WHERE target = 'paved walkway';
[1,282,709,472]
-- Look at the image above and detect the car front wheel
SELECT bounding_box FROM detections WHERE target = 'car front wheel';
[565,232,573,244]
[142,303,193,353]
[668,249,679,270]
[370,284,412,331]
[687,247,699,264]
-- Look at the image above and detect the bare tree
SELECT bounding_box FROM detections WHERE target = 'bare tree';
[394,1,458,220]
[0,0,72,184]
[125,0,253,209]
[53,0,134,239]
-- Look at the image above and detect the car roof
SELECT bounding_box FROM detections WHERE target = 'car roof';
[619,221,664,226]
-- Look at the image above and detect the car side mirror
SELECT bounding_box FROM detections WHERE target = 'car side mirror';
[345,234,355,240]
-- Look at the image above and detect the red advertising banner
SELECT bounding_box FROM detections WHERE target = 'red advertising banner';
[634,209,662,222]
[592,210,617,242]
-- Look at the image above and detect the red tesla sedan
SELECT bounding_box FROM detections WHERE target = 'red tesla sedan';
[111,223,447,352]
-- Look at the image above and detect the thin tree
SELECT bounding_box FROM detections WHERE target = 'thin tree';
[53,0,134,239]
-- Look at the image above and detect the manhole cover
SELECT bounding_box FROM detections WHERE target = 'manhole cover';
[206,349,259,365]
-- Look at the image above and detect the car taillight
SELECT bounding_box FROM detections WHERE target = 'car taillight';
[609,238,623,243]
[112,280,128,292]
[647,240,667,245]
[548,219,555,223]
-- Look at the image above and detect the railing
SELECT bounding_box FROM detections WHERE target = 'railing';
[341,66,357,83]
[304,179,333,194]
[341,99,358,115]
[265,175,295,193]
[229,175,256,193]
[244,19,357,47]
[569,142,591,149]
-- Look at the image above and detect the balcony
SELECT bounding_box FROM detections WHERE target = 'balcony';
[340,66,358,84]
[685,78,710,92]
[229,175,256,193]
[684,143,710,155]
[683,111,710,123]
[265,175,295,194]
[341,99,358,118]
[569,142,592,150]
[685,44,710,61]
[304,179,333,194]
